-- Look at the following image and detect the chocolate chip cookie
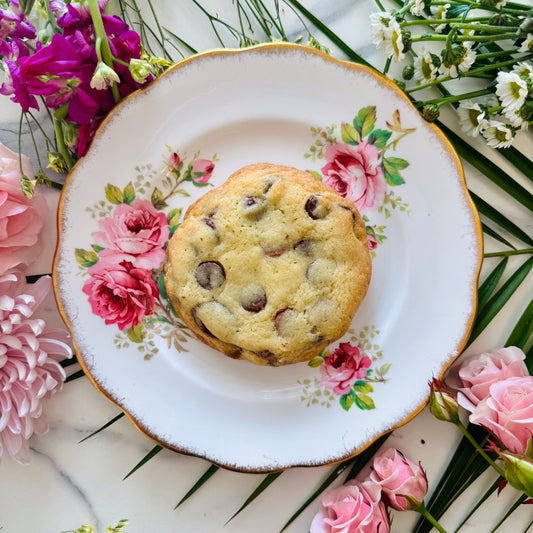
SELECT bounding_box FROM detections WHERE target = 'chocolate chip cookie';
[164,163,371,366]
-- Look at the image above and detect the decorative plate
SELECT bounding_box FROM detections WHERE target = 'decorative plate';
[53,44,482,472]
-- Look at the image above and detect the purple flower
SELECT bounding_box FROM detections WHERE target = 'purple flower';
[0,4,36,41]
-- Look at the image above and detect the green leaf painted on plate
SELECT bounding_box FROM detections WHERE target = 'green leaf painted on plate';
[75,248,98,268]
[167,207,182,228]
[126,324,146,344]
[123,182,135,204]
[157,274,168,301]
[353,106,376,137]
[341,122,360,144]
[353,381,374,393]
[367,128,392,149]
[92,244,104,253]
[308,357,324,368]
[151,187,168,209]
[105,184,123,205]
[307,170,323,181]
[383,157,408,186]
[339,389,356,411]
[354,392,375,410]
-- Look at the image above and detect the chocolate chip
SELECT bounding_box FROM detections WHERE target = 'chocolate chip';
[241,285,267,312]
[255,350,279,366]
[263,180,275,194]
[194,261,225,290]
[264,246,287,258]
[202,217,216,230]
[305,195,329,219]
[191,306,215,338]
[241,195,267,218]
[274,307,297,337]
[294,239,313,256]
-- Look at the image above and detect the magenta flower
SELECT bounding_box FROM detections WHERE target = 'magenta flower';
[82,259,158,331]
[370,448,428,511]
[320,343,372,396]
[191,159,215,183]
[92,199,169,270]
[0,3,36,41]
[310,479,390,533]
[0,272,72,464]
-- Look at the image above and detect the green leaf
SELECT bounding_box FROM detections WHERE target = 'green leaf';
[353,381,373,393]
[123,182,135,204]
[157,274,168,301]
[74,248,98,268]
[470,191,533,247]
[308,357,324,368]
[376,363,392,377]
[151,187,168,209]
[481,223,516,249]
[468,257,533,346]
[339,390,356,411]
[126,324,146,343]
[167,207,182,227]
[65,369,86,383]
[353,392,375,410]
[353,106,376,137]
[384,156,409,170]
[367,128,391,149]
[306,170,323,181]
[123,445,163,480]
[79,412,125,444]
[91,244,104,253]
[477,257,508,311]
[105,184,124,205]
[226,471,283,524]
[497,145,533,182]
[340,122,360,144]
[506,298,533,370]
[489,493,529,532]
[382,157,407,186]
[175,464,219,509]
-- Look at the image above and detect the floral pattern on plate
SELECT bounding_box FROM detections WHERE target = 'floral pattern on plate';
[74,149,217,359]
[304,106,415,256]
[298,326,391,411]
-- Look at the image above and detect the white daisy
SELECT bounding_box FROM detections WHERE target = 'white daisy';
[495,71,528,112]
[457,101,489,136]
[409,0,425,17]
[519,34,533,53]
[439,44,476,78]
[482,121,515,148]
[414,47,439,82]
[430,3,450,33]
[504,108,529,130]
[512,61,533,81]
[369,12,405,62]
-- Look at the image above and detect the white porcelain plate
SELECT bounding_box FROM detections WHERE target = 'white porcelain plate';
[54,44,482,472]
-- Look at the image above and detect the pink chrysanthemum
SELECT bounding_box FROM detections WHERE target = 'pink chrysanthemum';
[0,271,72,463]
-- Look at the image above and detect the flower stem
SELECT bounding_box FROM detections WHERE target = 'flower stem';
[53,117,74,170]
[416,88,491,106]
[456,421,506,477]
[484,248,533,257]
[416,502,449,533]
[88,0,120,103]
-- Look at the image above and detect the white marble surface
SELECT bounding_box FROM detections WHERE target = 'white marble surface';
[0,1,532,532]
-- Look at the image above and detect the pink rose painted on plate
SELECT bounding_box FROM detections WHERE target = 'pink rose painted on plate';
[92,198,169,270]
[321,141,386,214]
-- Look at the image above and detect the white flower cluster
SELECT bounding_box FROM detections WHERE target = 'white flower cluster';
[458,63,533,147]
[370,12,407,62]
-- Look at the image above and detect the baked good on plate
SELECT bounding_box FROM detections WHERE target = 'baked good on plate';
[164,163,371,366]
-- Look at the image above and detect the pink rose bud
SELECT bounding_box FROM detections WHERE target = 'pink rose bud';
[447,347,529,412]
[310,478,390,533]
[370,448,428,511]
[167,152,181,170]
[191,159,214,183]
[429,378,460,424]
[469,376,533,454]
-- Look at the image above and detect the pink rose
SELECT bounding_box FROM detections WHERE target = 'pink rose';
[92,199,169,270]
[191,158,214,183]
[469,376,533,454]
[320,343,372,396]
[321,142,386,214]
[310,479,389,533]
[448,347,529,412]
[370,448,428,511]
[82,259,158,330]
[167,152,180,169]
[0,143,48,275]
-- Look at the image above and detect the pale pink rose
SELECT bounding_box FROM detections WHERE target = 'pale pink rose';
[191,158,214,183]
[92,199,169,270]
[310,479,389,533]
[0,143,48,275]
[448,347,529,412]
[0,271,72,463]
[366,231,378,251]
[370,448,428,511]
[320,343,372,396]
[167,152,181,169]
[321,142,386,214]
[470,376,533,454]
[82,259,158,331]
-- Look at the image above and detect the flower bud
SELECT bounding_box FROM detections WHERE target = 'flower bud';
[47,151,69,173]
[429,378,460,423]
[90,62,120,90]
[497,448,533,497]
[422,104,440,122]
[518,100,533,123]
[402,30,412,54]
[519,17,533,34]
[441,43,467,68]
[167,152,181,170]
[394,79,406,91]
[62,121,79,152]
[129,58,152,84]
[403,64,415,80]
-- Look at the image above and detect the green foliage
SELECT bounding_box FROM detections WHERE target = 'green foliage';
[74,248,98,268]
